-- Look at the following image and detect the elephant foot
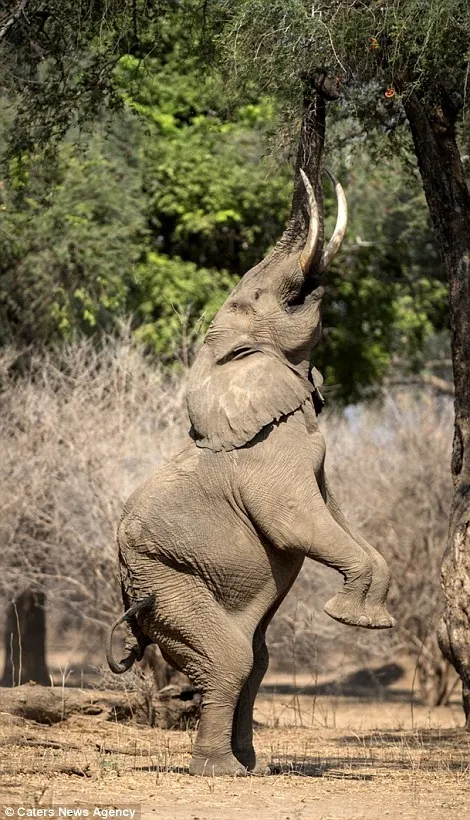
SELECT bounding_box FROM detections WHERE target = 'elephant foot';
[189,752,248,777]
[234,748,272,775]
[324,592,395,629]
[365,602,396,629]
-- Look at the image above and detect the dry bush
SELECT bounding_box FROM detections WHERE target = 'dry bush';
[268,392,454,705]
[0,335,188,662]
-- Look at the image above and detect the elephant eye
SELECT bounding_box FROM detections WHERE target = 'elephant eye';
[253,289,261,300]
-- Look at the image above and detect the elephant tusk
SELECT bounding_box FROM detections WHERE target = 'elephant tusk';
[299,168,320,276]
[320,168,348,272]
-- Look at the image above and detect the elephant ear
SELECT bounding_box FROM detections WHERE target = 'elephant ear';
[186,343,315,452]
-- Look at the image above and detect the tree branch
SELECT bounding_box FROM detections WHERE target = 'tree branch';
[0,0,29,43]
[386,374,455,396]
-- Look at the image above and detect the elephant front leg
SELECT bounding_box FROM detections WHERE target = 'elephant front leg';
[320,475,395,628]
[241,464,392,629]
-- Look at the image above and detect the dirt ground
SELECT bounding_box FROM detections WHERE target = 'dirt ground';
[1,668,469,820]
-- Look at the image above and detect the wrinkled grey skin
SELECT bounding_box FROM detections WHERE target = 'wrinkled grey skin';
[108,171,395,777]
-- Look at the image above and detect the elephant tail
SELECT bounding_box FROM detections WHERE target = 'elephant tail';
[106,595,155,674]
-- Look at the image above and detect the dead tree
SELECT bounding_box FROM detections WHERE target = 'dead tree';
[1,589,49,686]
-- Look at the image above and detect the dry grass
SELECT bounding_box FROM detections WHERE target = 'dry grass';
[0,689,468,820]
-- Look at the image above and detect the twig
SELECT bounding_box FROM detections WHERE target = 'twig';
[0,736,80,750]
[97,744,159,757]
[0,765,91,777]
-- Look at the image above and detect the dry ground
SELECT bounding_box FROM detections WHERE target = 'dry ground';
[1,674,469,820]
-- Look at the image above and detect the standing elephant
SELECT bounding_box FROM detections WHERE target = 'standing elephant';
[107,164,395,777]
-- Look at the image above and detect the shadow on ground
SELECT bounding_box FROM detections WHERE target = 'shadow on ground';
[128,726,469,780]
[132,743,469,778]
[339,727,469,749]
[260,663,416,702]
[131,761,374,780]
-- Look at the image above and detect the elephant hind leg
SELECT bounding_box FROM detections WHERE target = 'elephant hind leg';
[231,626,270,773]
[151,602,255,776]
[187,623,254,777]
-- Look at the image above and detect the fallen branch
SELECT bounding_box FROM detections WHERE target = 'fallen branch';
[0,765,91,777]
[97,744,162,757]
[0,683,201,728]
[0,736,79,750]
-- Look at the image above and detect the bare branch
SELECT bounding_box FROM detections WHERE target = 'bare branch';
[386,374,454,396]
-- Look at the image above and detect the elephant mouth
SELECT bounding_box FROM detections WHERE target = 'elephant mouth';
[284,277,322,313]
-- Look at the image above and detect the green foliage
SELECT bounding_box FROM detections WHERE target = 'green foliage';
[130,253,234,361]
[214,0,470,109]
[316,150,446,402]
[0,0,454,401]
[0,0,173,156]
[0,123,147,343]
[117,42,291,274]
[0,13,292,360]
[112,29,294,359]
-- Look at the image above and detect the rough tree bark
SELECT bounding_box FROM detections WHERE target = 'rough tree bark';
[403,92,470,726]
[1,589,50,687]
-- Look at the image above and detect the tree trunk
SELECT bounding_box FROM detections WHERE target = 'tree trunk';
[403,92,470,726]
[417,647,453,707]
[1,589,50,686]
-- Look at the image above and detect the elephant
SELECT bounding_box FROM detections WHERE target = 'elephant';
[107,166,395,777]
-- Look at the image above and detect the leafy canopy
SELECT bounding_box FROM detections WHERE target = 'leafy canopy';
[214,0,470,107]
[0,0,453,399]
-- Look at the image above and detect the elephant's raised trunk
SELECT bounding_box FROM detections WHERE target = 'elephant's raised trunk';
[270,77,347,278]
[277,90,326,265]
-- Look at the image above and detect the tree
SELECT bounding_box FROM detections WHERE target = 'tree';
[1,1,450,393]
[212,0,470,725]
[0,0,171,155]
[116,32,294,360]
[0,124,147,345]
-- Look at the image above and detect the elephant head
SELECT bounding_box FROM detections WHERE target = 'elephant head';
[186,168,347,452]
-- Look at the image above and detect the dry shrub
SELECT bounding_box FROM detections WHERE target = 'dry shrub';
[268,393,454,704]
[0,336,188,659]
